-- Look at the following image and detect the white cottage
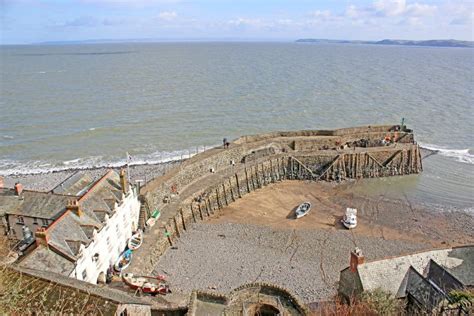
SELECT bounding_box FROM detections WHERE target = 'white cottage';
[18,169,141,284]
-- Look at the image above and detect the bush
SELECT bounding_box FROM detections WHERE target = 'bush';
[359,288,405,315]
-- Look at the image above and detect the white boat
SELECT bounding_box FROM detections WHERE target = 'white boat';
[122,273,171,295]
[295,202,311,219]
[342,208,357,229]
[128,230,143,250]
[114,249,132,272]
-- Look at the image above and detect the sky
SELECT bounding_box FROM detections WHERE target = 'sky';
[1,0,472,44]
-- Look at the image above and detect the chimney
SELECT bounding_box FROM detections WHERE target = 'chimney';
[0,176,4,188]
[35,227,49,247]
[350,247,365,272]
[14,182,23,196]
[66,200,83,217]
[120,169,128,194]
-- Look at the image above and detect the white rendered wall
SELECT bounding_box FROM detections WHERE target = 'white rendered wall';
[72,186,141,284]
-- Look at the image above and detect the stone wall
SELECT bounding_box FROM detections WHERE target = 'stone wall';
[139,125,423,274]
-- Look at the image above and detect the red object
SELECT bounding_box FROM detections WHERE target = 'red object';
[122,273,171,295]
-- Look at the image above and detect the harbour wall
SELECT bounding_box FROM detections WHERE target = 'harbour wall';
[133,125,422,274]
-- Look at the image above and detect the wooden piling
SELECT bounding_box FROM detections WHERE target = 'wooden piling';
[190,203,196,223]
[229,178,235,202]
[235,173,242,198]
[180,208,186,231]
[173,217,180,238]
[198,203,204,220]
[245,167,251,193]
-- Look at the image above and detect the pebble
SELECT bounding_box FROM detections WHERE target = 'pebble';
[153,222,429,303]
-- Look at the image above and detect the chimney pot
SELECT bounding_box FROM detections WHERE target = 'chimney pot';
[350,247,365,272]
[66,199,82,217]
[35,227,49,247]
[14,182,23,196]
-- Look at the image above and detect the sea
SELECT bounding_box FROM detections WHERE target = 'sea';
[0,42,473,211]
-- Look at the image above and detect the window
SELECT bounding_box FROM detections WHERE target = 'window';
[17,216,24,224]
[33,217,38,225]
[41,219,49,227]
[82,269,87,280]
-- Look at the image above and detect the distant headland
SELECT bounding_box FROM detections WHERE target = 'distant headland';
[295,38,474,48]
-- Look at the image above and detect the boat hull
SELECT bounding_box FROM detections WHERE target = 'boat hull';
[295,202,311,219]
[122,273,171,295]
[128,230,143,250]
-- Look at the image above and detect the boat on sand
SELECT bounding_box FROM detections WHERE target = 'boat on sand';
[122,273,171,295]
[342,208,357,229]
[128,230,143,250]
[295,202,311,219]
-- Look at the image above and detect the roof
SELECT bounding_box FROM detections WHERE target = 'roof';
[21,170,128,265]
[18,245,75,276]
[0,188,69,219]
[354,246,474,297]
[444,246,474,286]
[51,172,94,196]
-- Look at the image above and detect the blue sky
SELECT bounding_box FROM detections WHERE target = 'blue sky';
[1,0,472,44]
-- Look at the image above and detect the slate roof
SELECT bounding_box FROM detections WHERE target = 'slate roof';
[444,246,474,286]
[351,246,474,298]
[52,172,94,196]
[22,170,127,265]
[18,245,75,276]
[0,188,69,219]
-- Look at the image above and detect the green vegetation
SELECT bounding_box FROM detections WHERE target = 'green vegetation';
[448,289,474,309]
[360,288,405,315]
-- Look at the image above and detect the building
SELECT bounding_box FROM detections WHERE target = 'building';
[1,184,69,239]
[9,169,141,285]
[338,246,474,314]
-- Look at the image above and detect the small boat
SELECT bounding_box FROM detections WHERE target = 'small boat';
[342,208,357,229]
[114,249,132,272]
[128,230,143,250]
[295,202,311,219]
[122,273,171,295]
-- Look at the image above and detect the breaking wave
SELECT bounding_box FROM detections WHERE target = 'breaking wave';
[419,143,474,165]
[0,145,215,176]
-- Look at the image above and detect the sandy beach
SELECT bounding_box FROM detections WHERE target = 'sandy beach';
[2,165,473,303]
[153,180,474,303]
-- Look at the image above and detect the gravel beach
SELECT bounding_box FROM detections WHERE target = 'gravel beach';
[2,161,180,192]
[153,181,474,303]
[154,222,429,303]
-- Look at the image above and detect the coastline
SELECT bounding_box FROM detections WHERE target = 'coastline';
[154,180,474,303]
[1,161,181,192]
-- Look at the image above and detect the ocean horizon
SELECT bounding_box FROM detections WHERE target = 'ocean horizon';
[1,42,473,210]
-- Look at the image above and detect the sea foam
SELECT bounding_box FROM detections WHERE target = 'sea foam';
[419,143,474,165]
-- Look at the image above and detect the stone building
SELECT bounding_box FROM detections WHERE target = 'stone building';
[187,282,310,315]
[10,169,141,284]
[338,246,473,314]
[1,184,69,239]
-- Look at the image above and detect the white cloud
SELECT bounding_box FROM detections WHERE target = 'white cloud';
[158,11,177,21]
[405,3,437,16]
[227,18,264,28]
[374,0,407,17]
[308,10,336,22]
[372,0,437,17]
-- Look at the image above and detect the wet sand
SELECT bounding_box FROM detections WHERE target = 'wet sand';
[154,180,474,303]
